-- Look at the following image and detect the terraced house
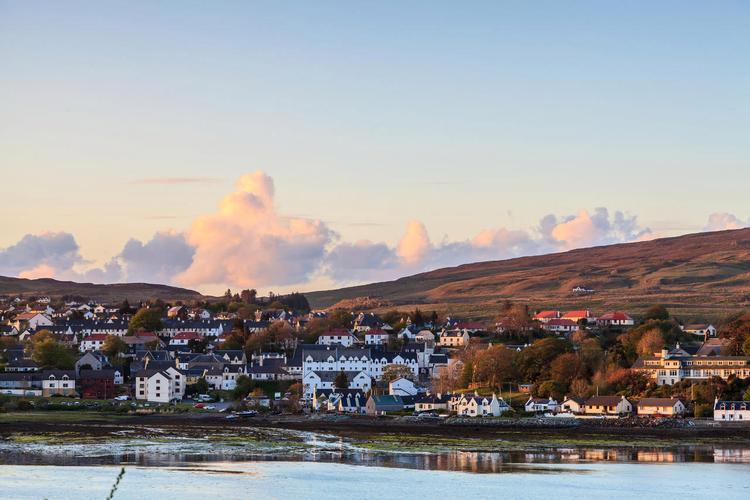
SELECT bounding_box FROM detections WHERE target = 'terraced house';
[633,347,750,385]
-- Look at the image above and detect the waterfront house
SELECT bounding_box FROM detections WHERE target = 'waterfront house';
[365,394,406,415]
[524,396,559,413]
[714,399,750,422]
[636,397,686,417]
[559,396,586,414]
[41,370,77,397]
[583,395,633,416]
[388,377,418,396]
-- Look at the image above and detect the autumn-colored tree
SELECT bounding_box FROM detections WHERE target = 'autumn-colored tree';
[549,352,581,387]
[473,345,517,389]
[637,328,665,356]
[644,304,670,321]
[720,311,750,355]
[127,308,162,335]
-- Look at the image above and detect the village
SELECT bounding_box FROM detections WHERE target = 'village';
[1,291,749,426]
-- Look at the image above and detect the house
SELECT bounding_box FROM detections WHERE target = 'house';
[636,397,686,417]
[533,311,561,323]
[79,333,110,352]
[561,310,597,325]
[371,351,419,380]
[204,364,247,390]
[632,348,750,386]
[134,367,184,403]
[316,329,357,347]
[583,395,633,416]
[353,313,383,333]
[415,330,436,344]
[438,331,470,348]
[559,396,586,414]
[14,312,53,330]
[414,393,451,413]
[714,399,750,422]
[524,396,559,413]
[302,370,371,398]
[0,325,19,337]
[388,377,418,396]
[364,329,390,346]
[0,373,42,396]
[167,306,188,319]
[169,331,202,346]
[365,394,406,415]
[75,352,110,376]
[314,388,367,414]
[80,369,119,399]
[5,358,39,373]
[41,370,77,397]
[682,324,717,337]
[597,312,635,327]
[455,393,509,417]
[541,319,578,334]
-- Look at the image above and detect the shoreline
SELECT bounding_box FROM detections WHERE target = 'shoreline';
[3,412,750,444]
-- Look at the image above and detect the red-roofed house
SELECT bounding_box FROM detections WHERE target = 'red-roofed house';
[533,311,561,323]
[561,310,597,324]
[597,312,634,327]
[169,331,202,346]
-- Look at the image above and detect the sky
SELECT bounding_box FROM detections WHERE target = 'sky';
[1,1,748,295]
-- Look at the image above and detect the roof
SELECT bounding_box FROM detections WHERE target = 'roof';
[320,328,356,338]
[83,334,110,342]
[561,310,593,318]
[307,370,368,383]
[173,331,201,340]
[545,319,577,327]
[597,311,633,321]
[715,400,750,410]
[586,395,629,406]
[637,398,684,407]
[533,311,560,319]
[369,394,404,408]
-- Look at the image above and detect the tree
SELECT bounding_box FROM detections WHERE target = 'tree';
[232,375,253,400]
[127,308,163,335]
[473,345,518,389]
[101,335,128,359]
[409,308,425,327]
[334,370,349,389]
[549,353,581,387]
[194,378,209,395]
[744,336,750,357]
[637,328,665,356]
[32,337,75,369]
[459,361,474,388]
[381,364,414,383]
[721,312,750,355]
[644,304,669,321]
[518,337,572,383]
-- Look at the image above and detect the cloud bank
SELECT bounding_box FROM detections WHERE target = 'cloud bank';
[6,171,738,292]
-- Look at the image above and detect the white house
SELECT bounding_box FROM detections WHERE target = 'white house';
[682,324,717,337]
[135,367,185,403]
[14,312,53,330]
[388,377,418,396]
[455,393,509,417]
[714,399,750,422]
[415,330,435,344]
[79,334,110,352]
[636,397,686,417]
[525,396,559,413]
[364,329,390,346]
[559,396,586,414]
[541,319,578,334]
[597,312,635,327]
[302,370,371,398]
[41,371,77,397]
[316,329,357,347]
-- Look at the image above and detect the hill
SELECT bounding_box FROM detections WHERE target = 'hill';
[0,276,205,303]
[306,228,750,321]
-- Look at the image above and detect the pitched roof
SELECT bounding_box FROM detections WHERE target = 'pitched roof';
[637,398,684,407]
[586,395,629,406]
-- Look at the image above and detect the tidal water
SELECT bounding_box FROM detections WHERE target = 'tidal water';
[1,461,750,499]
[1,428,750,499]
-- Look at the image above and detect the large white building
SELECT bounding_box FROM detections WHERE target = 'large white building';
[303,370,371,398]
[302,346,418,381]
[714,399,750,422]
[135,367,185,403]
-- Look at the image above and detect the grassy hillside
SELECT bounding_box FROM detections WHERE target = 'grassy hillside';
[306,228,750,321]
[0,276,205,302]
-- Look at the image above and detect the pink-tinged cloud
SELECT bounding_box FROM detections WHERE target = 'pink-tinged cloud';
[18,264,58,280]
[397,220,431,265]
[175,171,334,288]
[704,212,748,231]
[130,177,221,185]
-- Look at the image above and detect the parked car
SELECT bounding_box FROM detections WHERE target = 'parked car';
[194,403,205,409]
[203,405,216,410]
[113,395,130,401]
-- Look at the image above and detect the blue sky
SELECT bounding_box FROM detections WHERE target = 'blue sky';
[1,1,748,293]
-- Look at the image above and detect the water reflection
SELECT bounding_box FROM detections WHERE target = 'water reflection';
[0,441,747,472]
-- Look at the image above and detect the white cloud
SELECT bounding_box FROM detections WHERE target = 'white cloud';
[119,231,194,283]
[0,232,83,278]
